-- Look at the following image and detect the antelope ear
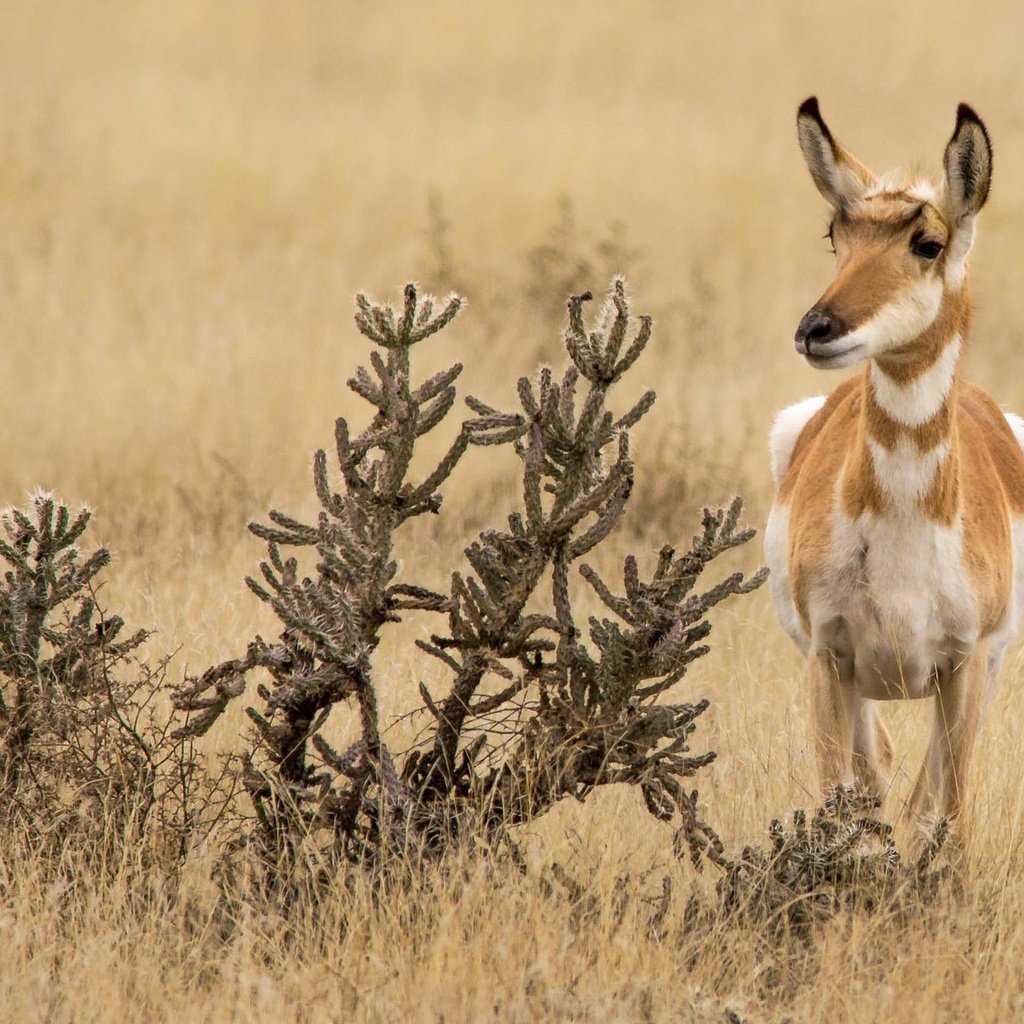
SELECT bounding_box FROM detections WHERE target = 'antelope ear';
[943,103,992,223]
[797,97,875,210]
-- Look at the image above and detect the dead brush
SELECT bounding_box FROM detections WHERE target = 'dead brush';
[173,278,767,876]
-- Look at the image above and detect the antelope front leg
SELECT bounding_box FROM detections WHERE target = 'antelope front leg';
[852,699,893,802]
[809,650,856,794]
[937,645,987,822]
[911,644,987,828]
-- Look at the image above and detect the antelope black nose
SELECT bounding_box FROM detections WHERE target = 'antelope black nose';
[795,308,847,349]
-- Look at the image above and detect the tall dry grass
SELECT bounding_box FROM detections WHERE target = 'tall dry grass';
[4,2,1024,1020]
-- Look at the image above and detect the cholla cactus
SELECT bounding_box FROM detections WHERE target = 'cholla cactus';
[173,284,470,860]
[175,279,766,869]
[406,282,767,835]
[678,786,950,939]
[0,496,116,676]
[0,494,158,842]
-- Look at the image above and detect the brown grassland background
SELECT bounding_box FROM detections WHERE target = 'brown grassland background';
[6,2,1024,1021]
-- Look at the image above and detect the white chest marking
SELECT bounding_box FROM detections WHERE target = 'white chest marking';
[867,437,950,505]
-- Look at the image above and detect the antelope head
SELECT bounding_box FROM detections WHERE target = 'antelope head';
[793,97,992,371]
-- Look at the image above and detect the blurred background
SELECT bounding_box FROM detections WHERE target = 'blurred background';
[3,0,1024,837]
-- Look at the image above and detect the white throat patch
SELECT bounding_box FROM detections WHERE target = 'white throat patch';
[869,334,961,427]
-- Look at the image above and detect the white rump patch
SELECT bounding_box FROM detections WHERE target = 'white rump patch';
[988,416,1024,702]
[867,437,950,505]
[1005,412,1024,453]
[764,503,810,654]
[869,334,961,426]
[769,395,826,484]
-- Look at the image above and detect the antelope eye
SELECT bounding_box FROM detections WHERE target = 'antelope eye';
[911,238,944,260]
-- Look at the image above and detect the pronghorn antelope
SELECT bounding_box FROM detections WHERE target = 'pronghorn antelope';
[765,97,1024,828]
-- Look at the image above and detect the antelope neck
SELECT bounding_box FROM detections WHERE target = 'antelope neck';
[848,292,967,523]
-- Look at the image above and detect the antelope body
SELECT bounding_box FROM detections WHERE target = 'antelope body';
[765,98,1024,826]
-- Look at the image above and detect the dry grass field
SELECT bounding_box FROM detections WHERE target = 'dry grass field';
[7,2,1024,1021]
